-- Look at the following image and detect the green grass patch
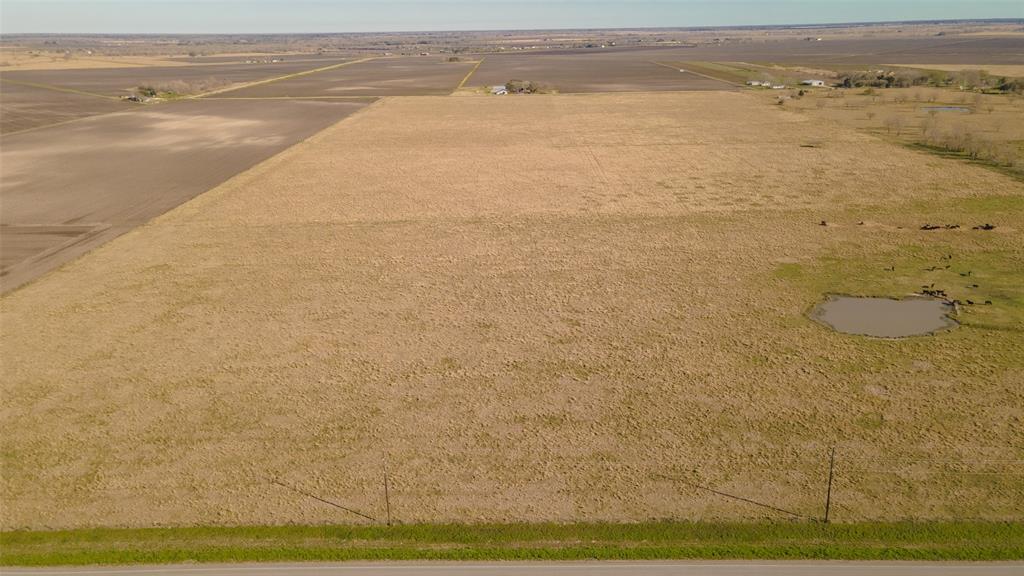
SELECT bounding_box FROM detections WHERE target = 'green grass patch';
[775,191,1024,335]
[956,193,1024,214]
[666,62,753,84]
[2,522,1022,566]
[806,246,1020,332]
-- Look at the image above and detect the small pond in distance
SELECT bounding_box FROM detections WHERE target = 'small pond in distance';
[811,295,957,338]
[920,106,971,112]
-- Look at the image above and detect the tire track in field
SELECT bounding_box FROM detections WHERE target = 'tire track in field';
[0,78,122,100]
[195,57,378,98]
[454,57,486,91]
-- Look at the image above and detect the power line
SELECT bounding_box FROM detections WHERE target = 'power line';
[657,474,813,521]
[269,478,377,521]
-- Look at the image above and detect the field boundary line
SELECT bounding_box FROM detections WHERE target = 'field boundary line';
[455,57,485,91]
[199,96,376,101]
[98,97,385,232]
[195,57,377,98]
[0,78,121,100]
[1,108,136,138]
[651,61,744,87]
[1,97,382,295]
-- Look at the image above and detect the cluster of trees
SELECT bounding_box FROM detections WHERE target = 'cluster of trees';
[504,79,550,94]
[837,68,1023,93]
[136,77,231,98]
[919,117,1021,171]
[837,69,947,89]
[995,78,1023,94]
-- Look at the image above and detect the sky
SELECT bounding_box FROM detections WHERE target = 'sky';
[2,0,1022,34]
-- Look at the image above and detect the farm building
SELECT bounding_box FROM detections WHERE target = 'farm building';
[491,85,509,95]
[801,79,826,87]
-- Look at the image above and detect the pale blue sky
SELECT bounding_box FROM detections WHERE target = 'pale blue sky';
[2,1,1022,34]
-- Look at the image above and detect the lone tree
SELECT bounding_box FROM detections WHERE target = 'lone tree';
[884,115,905,136]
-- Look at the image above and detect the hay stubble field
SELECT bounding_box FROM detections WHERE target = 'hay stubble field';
[2,89,1021,530]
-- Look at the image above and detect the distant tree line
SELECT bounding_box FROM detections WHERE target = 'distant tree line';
[837,68,1023,93]
[135,77,232,98]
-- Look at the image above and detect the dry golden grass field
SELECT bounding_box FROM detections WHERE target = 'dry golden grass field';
[1,91,1022,530]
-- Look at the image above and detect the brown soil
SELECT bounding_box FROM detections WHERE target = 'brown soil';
[0,98,373,292]
[0,80,130,134]
[218,57,479,97]
[470,51,736,93]
[1,58,351,97]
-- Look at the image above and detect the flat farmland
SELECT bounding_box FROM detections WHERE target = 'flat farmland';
[887,63,1024,78]
[469,51,735,92]
[652,36,1024,65]
[0,98,372,292]
[0,79,131,133]
[2,92,1021,530]
[163,53,356,64]
[217,56,479,97]
[0,58,351,97]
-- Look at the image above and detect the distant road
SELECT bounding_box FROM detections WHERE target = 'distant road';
[5,562,1023,576]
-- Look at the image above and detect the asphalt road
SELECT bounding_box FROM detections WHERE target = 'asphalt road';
[4,562,1023,576]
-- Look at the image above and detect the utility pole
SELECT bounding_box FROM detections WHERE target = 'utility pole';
[824,446,836,523]
[383,464,393,527]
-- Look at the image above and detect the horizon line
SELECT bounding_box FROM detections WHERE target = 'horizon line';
[4,17,1023,37]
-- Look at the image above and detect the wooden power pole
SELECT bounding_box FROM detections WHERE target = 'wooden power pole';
[824,446,836,523]
[383,465,393,527]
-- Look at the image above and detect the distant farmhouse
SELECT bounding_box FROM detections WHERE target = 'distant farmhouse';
[747,80,787,89]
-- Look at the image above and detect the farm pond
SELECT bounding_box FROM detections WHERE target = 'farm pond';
[920,106,971,112]
[811,295,957,338]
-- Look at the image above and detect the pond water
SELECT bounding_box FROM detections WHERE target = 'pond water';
[921,106,971,112]
[811,296,957,338]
